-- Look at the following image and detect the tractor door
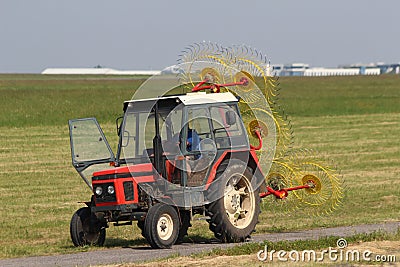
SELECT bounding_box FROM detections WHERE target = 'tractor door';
[182,104,248,187]
[69,118,115,189]
[182,107,217,187]
[158,104,184,184]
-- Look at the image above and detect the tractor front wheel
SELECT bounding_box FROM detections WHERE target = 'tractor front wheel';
[143,203,179,248]
[70,207,106,247]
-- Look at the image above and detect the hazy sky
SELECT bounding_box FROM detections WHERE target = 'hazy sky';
[0,0,399,73]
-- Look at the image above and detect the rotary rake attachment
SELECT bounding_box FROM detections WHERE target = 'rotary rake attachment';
[261,159,302,215]
[260,149,345,216]
[177,42,344,217]
[283,150,345,216]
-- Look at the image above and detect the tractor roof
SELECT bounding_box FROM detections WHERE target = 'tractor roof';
[123,92,238,111]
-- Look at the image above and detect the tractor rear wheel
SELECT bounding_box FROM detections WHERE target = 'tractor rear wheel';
[70,207,106,247]
[206,160,260,242]
[143,203,179,248]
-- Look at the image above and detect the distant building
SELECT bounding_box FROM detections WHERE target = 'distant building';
[340,63,400,75]
[41,68,161,75]
[278,63,310,76]
[273,62,399,77]
[377,63,400,74]
[304,67,360,76]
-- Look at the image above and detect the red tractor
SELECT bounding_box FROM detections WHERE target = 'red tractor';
[69,87,321,249]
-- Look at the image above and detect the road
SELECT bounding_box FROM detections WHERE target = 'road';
[1,221,399,267]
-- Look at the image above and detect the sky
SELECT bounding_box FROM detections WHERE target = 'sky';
[0,0,399,73]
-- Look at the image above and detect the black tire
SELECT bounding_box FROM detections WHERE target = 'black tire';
[206,159,260,242]
[175,210,192,244]
[70,207,106,247]
[143,203,179,249]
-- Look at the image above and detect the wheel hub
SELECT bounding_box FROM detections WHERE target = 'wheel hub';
[230,193,240,211]
[224,174,256,229]
[302,174,322,194]
[157,214,173,241]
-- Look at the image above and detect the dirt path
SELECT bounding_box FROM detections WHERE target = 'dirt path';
[1,221,399,267]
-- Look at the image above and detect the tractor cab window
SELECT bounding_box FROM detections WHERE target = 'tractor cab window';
[210,104,247,149]
[120,111,156,162]
[186,107,212,152]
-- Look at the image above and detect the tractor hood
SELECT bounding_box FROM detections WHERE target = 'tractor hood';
[92,163,155,183]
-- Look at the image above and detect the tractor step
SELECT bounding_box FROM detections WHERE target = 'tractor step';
[113,221,133,226]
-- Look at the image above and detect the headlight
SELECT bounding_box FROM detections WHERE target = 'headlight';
[95,186,103,196]
[107,185,115,194]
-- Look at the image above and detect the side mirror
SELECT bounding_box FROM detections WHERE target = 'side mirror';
[225,110,236,126]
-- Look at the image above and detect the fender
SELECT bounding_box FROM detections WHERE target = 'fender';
[204,149,263,190]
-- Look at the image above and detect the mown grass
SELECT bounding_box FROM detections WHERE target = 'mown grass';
[0,74,399,258]
[278,75,400,116]
[0,74,143,127]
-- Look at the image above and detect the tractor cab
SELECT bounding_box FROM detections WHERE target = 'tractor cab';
[69,92,250,209]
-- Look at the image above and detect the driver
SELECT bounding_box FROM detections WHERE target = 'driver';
[187,127,200,152]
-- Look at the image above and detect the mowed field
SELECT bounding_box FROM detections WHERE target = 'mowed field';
[0,74,399,258]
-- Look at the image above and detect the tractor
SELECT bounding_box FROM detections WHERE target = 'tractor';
[69,85,320,248]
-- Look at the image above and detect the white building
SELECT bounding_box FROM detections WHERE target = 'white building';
[41,68,161,75]
[274,62,389,77]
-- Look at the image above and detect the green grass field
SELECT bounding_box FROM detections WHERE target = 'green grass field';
[0,74,399,258]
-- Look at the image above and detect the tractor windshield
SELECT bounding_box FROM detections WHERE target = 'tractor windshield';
[119,110,156,163]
